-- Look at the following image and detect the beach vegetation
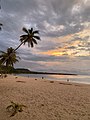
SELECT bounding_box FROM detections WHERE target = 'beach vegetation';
[6,101,27,117]
[0,65,14,74]
[50,81,54,83]
[0,47,20,67]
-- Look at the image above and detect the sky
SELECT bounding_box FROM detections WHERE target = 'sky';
[0,0,90,75]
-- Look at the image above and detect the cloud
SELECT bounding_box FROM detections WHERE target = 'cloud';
[15,56,90,75]
[1,0,90,37]
[0,0,90,74]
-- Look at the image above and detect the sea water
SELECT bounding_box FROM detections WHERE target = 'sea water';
[16,74,90,84]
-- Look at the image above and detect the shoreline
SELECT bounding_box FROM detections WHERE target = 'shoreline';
[1,74,90,86]
[15,73,90,85]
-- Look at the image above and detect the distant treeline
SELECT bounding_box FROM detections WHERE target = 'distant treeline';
[0,65,30,74]
[0,65,77,75]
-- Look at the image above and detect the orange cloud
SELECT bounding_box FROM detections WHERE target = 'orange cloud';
[40,29,90,57]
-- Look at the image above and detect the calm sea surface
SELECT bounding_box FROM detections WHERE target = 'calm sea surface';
[16,74,90,84]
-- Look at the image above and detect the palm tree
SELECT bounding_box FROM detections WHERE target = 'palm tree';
[0,3,3,31]
[0,47,20,67]
[14,27,41,51]
[0,23,3,30]
[0,27,40,65]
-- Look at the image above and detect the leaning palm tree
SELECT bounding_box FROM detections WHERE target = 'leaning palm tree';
[0,27,40,65]
[0,23,3,30]
[0,4,3,31]
[0,47,20,67]
[15,27,40,51]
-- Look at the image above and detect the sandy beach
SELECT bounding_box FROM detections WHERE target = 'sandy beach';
[0,75,90,120]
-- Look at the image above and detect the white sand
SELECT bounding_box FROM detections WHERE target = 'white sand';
[0,75,90,120]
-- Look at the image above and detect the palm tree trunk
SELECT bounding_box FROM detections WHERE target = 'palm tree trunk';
[13,42,23,52]
[0,42,23,66]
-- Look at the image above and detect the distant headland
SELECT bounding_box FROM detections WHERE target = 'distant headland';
[0,65,77,75]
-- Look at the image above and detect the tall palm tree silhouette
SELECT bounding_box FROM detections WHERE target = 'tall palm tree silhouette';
[0,2,3,31]
[14,27,40,51]
[0,23,3,30]
[0,27,41,65]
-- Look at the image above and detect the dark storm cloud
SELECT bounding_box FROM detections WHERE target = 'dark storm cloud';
[1,0,90,38]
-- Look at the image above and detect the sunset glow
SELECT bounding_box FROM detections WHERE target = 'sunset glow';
[40,28,90,57]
